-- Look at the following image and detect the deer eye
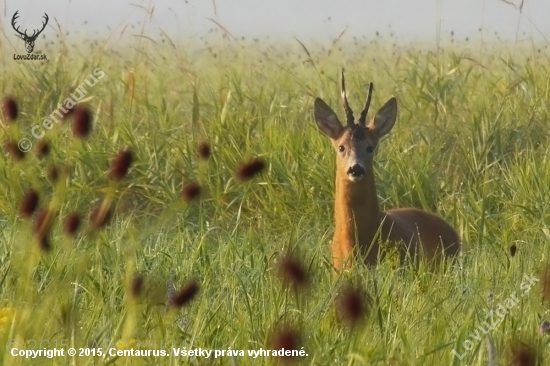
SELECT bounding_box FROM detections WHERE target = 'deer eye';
[338,146,345,152]
[366,146,374,154]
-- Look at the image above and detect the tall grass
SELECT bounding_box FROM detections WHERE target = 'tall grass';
[0,32,549,365]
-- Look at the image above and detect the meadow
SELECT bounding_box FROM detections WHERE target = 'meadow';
[1,30,550,365]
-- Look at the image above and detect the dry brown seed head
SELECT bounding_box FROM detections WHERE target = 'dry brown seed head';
[270,325,302,363]
[64,213,81,237]
[182,182,201,202]
[197,142,211,160]
[19,189,39,218]
[72,106,92,138]
[276,255,309,289]
[130,274,144,299]
[34,140,50,159]
[4,140,25,161]
[37,235,51,252]
[335,284,370,327]
[237,158,265,181]
[510,341,537,366]
[110,149,134,180]
[2,96,18,122]
[170,279,199,308]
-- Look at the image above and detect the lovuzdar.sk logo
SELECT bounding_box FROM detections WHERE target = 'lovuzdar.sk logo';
[12,10,49,61]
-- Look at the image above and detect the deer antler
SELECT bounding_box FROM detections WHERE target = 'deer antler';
[340,69,354,126]
[27,13,49,41]
[358,82,374,126]
[11,11,28,38]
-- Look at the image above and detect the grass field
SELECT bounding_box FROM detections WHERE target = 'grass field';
[1,31,550,365]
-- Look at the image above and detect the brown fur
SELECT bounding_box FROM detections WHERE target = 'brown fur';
[314,85,460,271]
[333,164,461,269]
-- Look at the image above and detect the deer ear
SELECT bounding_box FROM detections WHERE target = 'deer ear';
[369,97,397,138]
[314,98,344,140]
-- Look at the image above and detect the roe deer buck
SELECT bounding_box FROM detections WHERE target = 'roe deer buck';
[314,70,460,271]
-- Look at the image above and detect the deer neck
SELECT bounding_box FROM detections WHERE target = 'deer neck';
[333,165,382,266]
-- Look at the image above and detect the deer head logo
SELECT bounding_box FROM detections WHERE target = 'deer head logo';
[11,11,49,54]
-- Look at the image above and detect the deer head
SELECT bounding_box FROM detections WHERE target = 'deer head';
[12,11,49,53]
[314,69,397,182]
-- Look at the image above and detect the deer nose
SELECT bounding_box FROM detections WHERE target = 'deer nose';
[348,164,365,178]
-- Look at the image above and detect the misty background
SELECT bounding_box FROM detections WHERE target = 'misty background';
[0,0,548,48]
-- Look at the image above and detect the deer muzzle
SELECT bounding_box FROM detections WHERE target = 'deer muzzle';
[347,164,365,181]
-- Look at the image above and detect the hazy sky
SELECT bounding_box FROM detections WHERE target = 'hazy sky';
[1,0,548,45]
